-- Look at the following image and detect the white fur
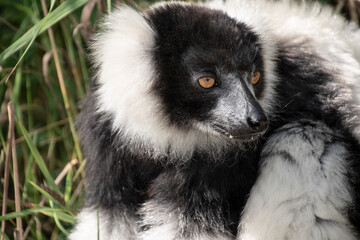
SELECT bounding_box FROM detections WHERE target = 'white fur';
[92,6,239,162]
[83,1,360,239]
[68,208,137,240]
[93,1,360,159]
[238,121,356,240]
[138,202,178,240]
[139,202,233,240]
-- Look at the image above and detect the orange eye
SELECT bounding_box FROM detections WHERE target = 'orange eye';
[251,72,260,85]
[198,77,216,89]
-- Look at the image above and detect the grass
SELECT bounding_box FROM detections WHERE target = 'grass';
[0,0,104,239]
[0,0,358,239]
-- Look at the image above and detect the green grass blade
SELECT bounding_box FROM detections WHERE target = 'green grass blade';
[0,2,37,22]
[0,152,4,171]
[41,209,75,224]
[107,0,112,12]
[22,154,34,200]
[49,0,56,12]
[97,208,100,240]
[64,167,73,204]
[73,159,86,182]
[49,200,69,235]
[16,119,61,195]
[0,131,6,155]
[0,0,89,64]
[0,83,7,108]
[0,207,75,224]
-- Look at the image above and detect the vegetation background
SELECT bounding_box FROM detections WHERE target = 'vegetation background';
[0,0,359,239]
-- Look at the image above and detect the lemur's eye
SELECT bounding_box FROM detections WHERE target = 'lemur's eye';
[251,72,261,85]
[198,77,216,89]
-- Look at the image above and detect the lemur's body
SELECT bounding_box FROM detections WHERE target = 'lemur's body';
[70,1,360,239]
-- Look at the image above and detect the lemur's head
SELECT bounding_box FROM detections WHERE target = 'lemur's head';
[91,2,277,160]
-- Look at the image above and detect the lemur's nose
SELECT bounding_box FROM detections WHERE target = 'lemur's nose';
[246,112,268,132]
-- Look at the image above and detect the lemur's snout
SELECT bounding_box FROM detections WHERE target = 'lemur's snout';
[246,111,268,132]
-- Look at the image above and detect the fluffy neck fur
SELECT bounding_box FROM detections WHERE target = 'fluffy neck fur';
[90,4,277,161]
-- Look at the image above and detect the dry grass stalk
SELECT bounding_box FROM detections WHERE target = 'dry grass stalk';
[336,0,347,12]
[73,0,100,58]
[10,103,23,239]
[1,102,15,240]
[42,51,67,119]
[348,0,359,25]
[40,0,83,163]
[40,0,69,112]
[80,0,99,41]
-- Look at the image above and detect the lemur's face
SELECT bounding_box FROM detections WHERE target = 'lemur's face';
[148,4,268,140]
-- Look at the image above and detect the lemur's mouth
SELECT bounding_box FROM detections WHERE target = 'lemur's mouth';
[212,124,267,142]
[226,132,265,141]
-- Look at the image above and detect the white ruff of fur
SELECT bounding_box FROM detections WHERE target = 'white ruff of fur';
[68,208,137,240]
[92,6,240,161]
[238,121,356,240]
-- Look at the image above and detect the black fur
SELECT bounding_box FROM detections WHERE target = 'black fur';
[146,4,266,132]
[78,5,267,237]
[272,40,359,133]
[77,94,163,210]
[78,93,261,236]
[75,3,360,238]
[143,149,259,236]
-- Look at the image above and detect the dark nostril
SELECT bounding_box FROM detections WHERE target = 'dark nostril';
[247,115,269,132]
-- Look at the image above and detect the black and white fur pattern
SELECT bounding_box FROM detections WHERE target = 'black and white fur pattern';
[239,120,358,240]
[70,0,360,239]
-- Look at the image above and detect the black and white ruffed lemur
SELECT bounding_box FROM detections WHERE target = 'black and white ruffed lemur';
[70,0,360,239]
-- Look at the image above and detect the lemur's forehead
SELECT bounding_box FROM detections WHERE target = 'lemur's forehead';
[145,3,260,58]
[182,46,259,73]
